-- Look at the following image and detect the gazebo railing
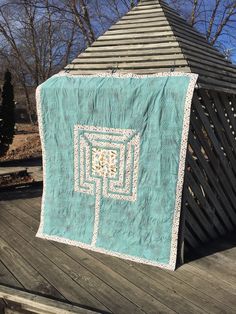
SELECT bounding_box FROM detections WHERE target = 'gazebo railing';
[181,89,236,257]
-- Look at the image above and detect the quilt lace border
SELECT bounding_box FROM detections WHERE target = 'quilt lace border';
[36,71,198,271]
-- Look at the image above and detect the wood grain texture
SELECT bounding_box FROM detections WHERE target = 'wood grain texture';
[64,0,236,94]
[183,90,236,253]
[0,286,97,314]
[0,260,23,289]
[0,206,144,314]
[0,188,235,313]
[63,67,191,75]
[0,220,107,312]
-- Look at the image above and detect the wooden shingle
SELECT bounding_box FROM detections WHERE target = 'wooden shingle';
[65,0,236,94]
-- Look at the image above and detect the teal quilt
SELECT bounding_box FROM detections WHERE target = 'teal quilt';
[36,72,197,270]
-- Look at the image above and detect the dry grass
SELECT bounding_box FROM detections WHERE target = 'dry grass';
[0,123,42,161]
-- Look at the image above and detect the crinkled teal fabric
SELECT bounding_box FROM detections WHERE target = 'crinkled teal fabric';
[37,74,195,269]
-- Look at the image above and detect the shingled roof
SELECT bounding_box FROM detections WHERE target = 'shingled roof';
[65,0,236,94]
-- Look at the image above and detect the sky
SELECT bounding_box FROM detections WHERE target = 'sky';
[165,0,236,63]
[95,0,236,63]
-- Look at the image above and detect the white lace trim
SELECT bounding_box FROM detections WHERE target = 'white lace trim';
[36,71,198,270]
[56,71,198,81]
[169,73,197,269]
[36,232,176,270]
[36,85,46,237]
[74,125,140,246]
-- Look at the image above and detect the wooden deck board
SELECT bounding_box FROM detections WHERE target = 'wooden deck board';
[0,219,108,312]
[0,260,23,289]
[0,286,97,314]
[132,263,235,314]
[0,207,146,314]
[0,204,171,314]
[0,187,235,314]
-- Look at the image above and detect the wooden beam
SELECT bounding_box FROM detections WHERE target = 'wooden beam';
[106,25,172,35]
[121,12,167,20]
[64,67,191,75]
[92,36,177,46]
[65,61,188,71]
[97,31,174,41]
[78,47,182,58]
[116,16,167,25]
[110,20,170,30]
[71,53,185,64]
[87,42,180,51]
[0,286,97,314]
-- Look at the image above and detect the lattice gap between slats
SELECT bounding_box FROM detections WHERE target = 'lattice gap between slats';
[184,90,236,254]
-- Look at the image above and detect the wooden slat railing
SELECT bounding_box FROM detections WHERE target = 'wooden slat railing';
[182,89,236,257]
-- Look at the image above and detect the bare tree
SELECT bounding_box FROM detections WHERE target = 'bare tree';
[0,0,234,125]
[166,0,236,60]
[68,0,95,46]
[0,0,80,122]
[0,0,137,123]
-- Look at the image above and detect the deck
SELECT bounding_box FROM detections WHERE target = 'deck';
[0,187,235,313]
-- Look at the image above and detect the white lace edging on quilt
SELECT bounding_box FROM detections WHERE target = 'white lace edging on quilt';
[169,73,198,269]
[36,85,46,237]
[35,71,198,271]
[36,232,174,270]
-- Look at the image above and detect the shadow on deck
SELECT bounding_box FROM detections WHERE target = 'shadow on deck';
[0,187,235,313]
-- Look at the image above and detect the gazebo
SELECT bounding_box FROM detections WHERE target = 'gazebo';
[65,0,236,260]
[0,1,236,313]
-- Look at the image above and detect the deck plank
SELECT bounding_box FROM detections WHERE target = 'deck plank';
[0,207,146,314]
[11,198,41,220]
[89,252,233,314]
[88,251,207,314]
[0,236,63,299]
[132,262,235,314]
[0,220,108,313]
[0,203,173,314]
[47,244,175,314]
[0,260,23,289]
[170,265,236,309]
[0,190,236,313]
[188,253,236,288]
[0,286,98,314]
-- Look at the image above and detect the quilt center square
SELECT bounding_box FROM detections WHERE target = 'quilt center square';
[92,148,117,178]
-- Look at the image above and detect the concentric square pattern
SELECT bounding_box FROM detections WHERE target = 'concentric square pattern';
[74,125,140,246]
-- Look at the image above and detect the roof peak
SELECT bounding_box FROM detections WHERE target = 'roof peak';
[65,0,236,94]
